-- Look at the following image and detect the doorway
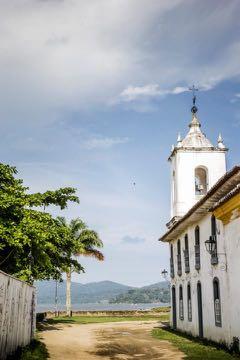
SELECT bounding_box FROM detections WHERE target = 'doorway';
[197,282,203,338]
[172,286,177,330]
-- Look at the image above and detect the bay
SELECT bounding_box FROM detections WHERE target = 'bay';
[37,302,169,312]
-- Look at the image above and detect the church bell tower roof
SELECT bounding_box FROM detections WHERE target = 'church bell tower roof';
[167,86,228,221]
[181,86,214,148]
[180,112,214,148]
[169,86,227,158]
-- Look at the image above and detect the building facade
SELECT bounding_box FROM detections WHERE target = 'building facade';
[160,101,240,347]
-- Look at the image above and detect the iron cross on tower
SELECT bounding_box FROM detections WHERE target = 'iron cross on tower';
[189,85,199,114]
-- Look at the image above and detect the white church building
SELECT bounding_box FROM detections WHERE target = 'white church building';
[159,96,240,347]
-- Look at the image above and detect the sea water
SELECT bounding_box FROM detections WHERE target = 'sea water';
[37,302,169,312]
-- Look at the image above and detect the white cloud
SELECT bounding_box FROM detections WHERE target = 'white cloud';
[230,93,240,103]
[119,84,189,102]
[171,86,188,95]
[82,136,129,150]
[118,83,216,102]
[122,236,146,244]
[120,84,164,101]
[0,0,240,121]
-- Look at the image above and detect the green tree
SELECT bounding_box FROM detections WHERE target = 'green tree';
[56,217,104,316]
[0,163,82,284]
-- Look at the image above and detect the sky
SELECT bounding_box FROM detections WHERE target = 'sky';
[0,0,240,286]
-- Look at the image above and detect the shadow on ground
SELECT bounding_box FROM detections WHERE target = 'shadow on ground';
[37,321,66,332]
[89,327,167,360]
[7,339,50,360]
[92,341,164,359]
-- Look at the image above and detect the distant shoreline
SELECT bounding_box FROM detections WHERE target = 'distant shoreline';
[37,302,169,312]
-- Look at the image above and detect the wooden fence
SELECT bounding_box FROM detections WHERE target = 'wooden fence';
[0,270,35,359]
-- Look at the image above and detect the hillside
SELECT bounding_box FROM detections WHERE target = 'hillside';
[109,281,170,304]
[36,280,170,305]
[36,280,134,304]
[141,281,170,290]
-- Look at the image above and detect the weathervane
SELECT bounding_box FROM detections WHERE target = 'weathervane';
[189,85,199,114]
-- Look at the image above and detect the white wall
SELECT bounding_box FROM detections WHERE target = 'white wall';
[0,271,36,359]
[224,216,240,342]
[170,150,226,218]
[170,213,234,345]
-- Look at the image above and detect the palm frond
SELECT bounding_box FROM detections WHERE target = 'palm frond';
[57,216,104,261]
[56,216,67,226]
[80,248,104,261]
[78,229,103,248]
[70,218,86,237]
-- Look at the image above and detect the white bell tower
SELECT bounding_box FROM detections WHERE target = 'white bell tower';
[168,89,227,226]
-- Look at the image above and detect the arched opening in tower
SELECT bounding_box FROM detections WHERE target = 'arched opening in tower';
[195,167,208,195]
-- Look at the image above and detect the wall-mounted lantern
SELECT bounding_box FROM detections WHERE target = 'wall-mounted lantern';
[205,235,216,255]
[161,269,168,281]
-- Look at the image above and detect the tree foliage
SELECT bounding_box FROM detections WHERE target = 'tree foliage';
[110,286,170,304]
[56,216,104,316]
[56,217,104,270]
[0,163,82,283]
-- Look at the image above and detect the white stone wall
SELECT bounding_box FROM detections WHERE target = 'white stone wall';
[0,271,36,359]
[169,213,238,345]
[170,150,226,218]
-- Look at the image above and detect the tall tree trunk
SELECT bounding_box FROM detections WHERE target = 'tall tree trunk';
[66,270,72,317]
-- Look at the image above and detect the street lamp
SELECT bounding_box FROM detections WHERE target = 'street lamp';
[161,269,168,281]
[55,280,58,317]
[205,236,216,255]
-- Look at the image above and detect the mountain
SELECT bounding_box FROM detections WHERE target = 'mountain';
[109,281,170,304]
[36,280,134,304]
[141,281,170,290]
[36,280,170,305]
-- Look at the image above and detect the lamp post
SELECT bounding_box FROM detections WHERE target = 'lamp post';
[161,269,168,281]
[204,236,216,255]
[28,242,34,285]
[54,280,58,317]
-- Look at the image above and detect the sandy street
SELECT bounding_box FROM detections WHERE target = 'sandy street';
[39,321,185,360]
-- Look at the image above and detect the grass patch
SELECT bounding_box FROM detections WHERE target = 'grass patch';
[46,313,169,325]
[7,339,48,360]
[151,306,170,313]
[153,327,239,359]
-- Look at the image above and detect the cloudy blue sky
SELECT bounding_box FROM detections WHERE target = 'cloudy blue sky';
[0,0,240,286]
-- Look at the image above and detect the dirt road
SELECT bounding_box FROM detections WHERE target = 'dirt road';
[40,320,185,360]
